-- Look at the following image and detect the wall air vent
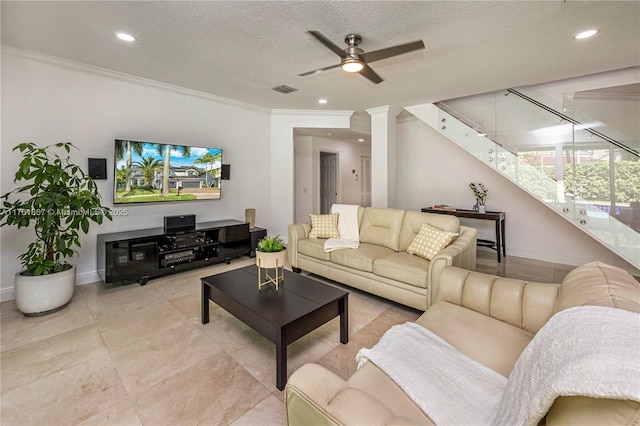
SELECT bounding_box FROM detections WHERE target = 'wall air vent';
[272,85,298,94]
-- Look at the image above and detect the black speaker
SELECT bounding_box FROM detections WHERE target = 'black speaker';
[88,158,107,180]
[221,164,230,180]
[164,214,196,234]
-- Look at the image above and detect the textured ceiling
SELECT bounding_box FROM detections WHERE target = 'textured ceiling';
[2,1,639,112]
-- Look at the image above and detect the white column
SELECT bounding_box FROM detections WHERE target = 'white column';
[366,106,398,208]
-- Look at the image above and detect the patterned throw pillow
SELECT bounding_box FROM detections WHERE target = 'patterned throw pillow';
[308,213,340,239]
[407,223,458,261]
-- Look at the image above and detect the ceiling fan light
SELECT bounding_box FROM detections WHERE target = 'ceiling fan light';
[341,58,364,73]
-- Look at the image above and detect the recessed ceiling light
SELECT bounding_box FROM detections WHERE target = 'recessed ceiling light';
[327,132,333,136]
[574,29,598,40]
[318,98,328,104]
[358,138,365,142]
[116,32,136,42]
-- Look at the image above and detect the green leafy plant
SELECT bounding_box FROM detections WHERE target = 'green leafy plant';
[469,182,488,206]
[0,142,112,275]
[256,235,285,253]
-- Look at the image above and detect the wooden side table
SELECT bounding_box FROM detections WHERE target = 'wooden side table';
[249,227,267,258]
[421,208,506,262]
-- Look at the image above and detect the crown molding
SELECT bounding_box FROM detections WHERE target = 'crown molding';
[271,109,354,117]
[1,45,271,113]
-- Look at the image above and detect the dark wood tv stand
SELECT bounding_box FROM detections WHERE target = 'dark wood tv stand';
[97,219,251,287]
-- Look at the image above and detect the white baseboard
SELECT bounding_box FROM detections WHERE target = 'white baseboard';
[1,270,103,302]
[76,270,103,286]
[1,287,16,303]
[496,247,586,267]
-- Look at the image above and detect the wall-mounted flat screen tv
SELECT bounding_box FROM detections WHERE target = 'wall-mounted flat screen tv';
[114,139,222,204]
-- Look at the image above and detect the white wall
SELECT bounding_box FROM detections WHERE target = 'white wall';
[395,116,640,274]
[1,49,272,300]
[270,111,352,240]
[294,135,371,223]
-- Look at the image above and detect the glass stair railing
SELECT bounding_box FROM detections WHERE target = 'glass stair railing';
[405,87,640,270]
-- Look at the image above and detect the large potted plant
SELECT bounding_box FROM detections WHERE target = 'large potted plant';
[0,142,112,316]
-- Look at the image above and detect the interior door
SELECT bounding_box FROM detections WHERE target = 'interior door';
[361,156,371,207]
[320,152,337,213]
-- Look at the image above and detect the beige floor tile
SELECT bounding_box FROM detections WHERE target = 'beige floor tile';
[133,352,270,425]
[504,259,555,282]
[197,313,264,354]
[169,291,204,323]
[80,281,164,322]
[111,322,222,394]
[1,291,94,352]
[76,399,142,426]
[1,353,128,425]
[553,263,576,283]
[96,298,190,352]
[149,271,204,301]
[1,325,109,393]
[229,395,287,426]
[227,328,335,392]
[0,252,569,425]
[316,305,420,380]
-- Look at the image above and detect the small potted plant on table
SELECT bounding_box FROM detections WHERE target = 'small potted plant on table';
[469,182,488,213]
[255,235,286,290]
[0,142,112,316]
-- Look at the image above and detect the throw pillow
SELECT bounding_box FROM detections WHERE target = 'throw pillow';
[309,213,340,239]
[407,223,458,260]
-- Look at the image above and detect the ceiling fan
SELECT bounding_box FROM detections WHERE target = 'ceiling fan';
[298,31,425,84]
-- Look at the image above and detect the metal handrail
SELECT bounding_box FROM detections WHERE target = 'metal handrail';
[506,88,639,158]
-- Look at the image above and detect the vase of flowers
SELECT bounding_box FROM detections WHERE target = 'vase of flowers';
[469,182,488,213]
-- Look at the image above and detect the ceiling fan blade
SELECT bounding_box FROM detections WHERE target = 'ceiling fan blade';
[359,65,383,84]
[308,31,348,59]
[298,63,341,77]
[362,40,425,63]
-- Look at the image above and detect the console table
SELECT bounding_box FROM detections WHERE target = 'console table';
[422,208,506,262]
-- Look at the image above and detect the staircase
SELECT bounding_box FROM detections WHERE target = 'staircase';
[405,86,640,270]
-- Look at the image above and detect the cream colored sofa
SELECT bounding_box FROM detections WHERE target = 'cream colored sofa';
[285,261,640,425]
[287,207,477,311]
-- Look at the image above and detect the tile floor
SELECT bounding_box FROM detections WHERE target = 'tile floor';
[1,250,573,425]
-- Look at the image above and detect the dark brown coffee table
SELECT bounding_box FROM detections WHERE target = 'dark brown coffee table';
[201,265,348,390]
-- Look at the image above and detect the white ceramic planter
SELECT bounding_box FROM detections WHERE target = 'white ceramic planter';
[255,249,287,269]
[15,265,76,316]
[256,250,287,290]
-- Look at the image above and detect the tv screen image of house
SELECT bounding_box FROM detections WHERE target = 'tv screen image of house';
[114,139,223,204]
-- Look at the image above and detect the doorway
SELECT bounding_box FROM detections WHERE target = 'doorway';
[320,152,338,214]
[361,156,371,207]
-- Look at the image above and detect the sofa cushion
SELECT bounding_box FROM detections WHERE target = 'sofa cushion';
[297,238,331,261]
[359,208,405,251]
[406,223,458,261]
[330,243,394,273]
[554,261,640,314]
[373,252,429,289]
[308,213,340,239]
[416,302,533,377]
[399,211,461,252]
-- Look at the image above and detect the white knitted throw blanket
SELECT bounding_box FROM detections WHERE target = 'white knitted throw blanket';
[492,305,640,425]
[324,204,360,252]
[356,307,640,426]
[356,322,507,425]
